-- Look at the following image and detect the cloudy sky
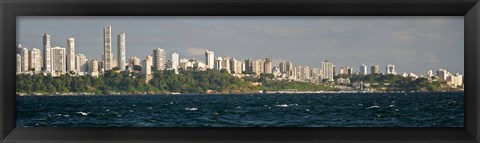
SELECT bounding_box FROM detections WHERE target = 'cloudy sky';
[17,16,464,75]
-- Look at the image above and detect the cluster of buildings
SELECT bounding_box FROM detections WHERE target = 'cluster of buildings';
[16,25,463,88]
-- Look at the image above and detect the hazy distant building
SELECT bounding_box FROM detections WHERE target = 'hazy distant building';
[142,55,153,75]
[16,54,21,74]
[29,48,42,73]
[386,64,396,75]
[264,58,272,74]
[252,59,264,75]
[51,47,66,77]
[88,59,99,77]
[339,66,352,75]
[117,32,126,71]
[76,54,87,75]
[215,57,224,71]
[321,61,334,82]
[103,25,113,71]
[43,33,52,73]
[222,57,231,72]
[359,64,367,75]
[153,48,166,71]
[427,69,434,78]
[205,50,215,69]
[437,69,448,81]
[18,45,29,72]
[286,61,294,77]
[66,37,76,73]
[371,65,380,74]
[244,59,253,73]
[230,58,242,74]
[171,52,179,71]
[279,61,287,73]
[447,73,463,87]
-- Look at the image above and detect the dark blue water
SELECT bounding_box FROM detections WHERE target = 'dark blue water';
[16,92,464,127]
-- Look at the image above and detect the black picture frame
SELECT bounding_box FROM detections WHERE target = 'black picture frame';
[1,0,479,143]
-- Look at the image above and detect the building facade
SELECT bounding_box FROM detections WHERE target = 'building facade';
[153,48,166,71]
[103,25,113,71]
[117,32,126,71]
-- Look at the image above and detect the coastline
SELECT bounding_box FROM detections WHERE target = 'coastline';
[16,90,464,96]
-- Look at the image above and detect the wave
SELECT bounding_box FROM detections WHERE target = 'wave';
[185,107,198,111]
[76,111,90,116]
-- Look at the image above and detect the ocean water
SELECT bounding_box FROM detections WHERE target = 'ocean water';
[16,92,464,127]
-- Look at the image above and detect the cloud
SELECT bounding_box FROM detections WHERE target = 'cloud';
[186,47,205,56]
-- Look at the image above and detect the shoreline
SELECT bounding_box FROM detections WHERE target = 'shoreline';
[16,90,464,96]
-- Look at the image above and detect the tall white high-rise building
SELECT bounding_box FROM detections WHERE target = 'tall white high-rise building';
[359,64,368,75]
[51,47,66,77]
[205,50,215,69]
[29,48,42,73]
[19,46,29,72]
[321,61,334,82]
[222,57,231,72]
[66,37,76,73]
[171,52,179,71]
[117,32,126,71]
[43,33,52,73]
[153,48,166,71]
[427,69,434,78]
[16,54,21,74]
[215,57,224,70]
[229,58,242,74]
[142,55,153,75]
[76,54,87,75]
[103,25,113,71]
[386,64,396,75]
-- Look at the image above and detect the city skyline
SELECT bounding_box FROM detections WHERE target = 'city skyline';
[17,16,464,75]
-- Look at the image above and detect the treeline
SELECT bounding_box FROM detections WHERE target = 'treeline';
[336,73,457,91]
[16,69,259,95]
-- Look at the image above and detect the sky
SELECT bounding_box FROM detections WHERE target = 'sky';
[17,16,464,76]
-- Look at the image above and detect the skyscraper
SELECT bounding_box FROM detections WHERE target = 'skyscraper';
[142,55,153,75]
[171,52,179,71]
[427,69,434,78]
[264,58,272,74]
[321,61,334,82]
[89,59,99,77]
[51,47,66,77]
[386,64,396,75]
[76,54,87,75]
[359,64,368,75]
[437,69,448,81]
[286,61,294,77]
[43,33,51,73]
[16,54,21,74]
[18,46,29,72]
[117,32,126,71]
[205,50,214,69]
[153,48,166,71]
[371,65,380,74]
[215,57,224,71]
[66,37,76,73]
[29,48,42,73]
[103,25,113,71]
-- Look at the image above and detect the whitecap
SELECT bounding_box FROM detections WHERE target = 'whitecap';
[275,104,297,107]
[305,109,310,112]
[77,111,90,116]
[185,107,198,111]
[366,105,380,109]
[388,105,395,107]
[358,104,363,106]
